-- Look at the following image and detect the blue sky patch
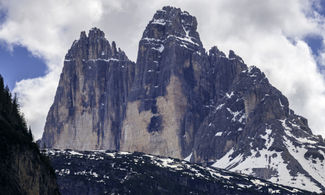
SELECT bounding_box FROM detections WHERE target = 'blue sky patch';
[304,34,323,56]
[0,44,47,89]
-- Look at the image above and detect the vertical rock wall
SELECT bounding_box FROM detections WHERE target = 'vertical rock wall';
[40,7,325,192]
[41,28,135,150]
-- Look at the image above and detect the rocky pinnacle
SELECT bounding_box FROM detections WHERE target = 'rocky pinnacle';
[41,6,325,192]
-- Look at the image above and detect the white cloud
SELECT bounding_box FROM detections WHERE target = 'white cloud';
[1,0,325,139]
[13,68,60,139]
[0,0,105,139]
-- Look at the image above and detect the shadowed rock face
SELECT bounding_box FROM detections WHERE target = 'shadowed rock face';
[41,6,325,192]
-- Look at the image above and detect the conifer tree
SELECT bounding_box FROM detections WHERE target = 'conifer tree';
[0,75,4,111]
[28,126,33,141]
[0,74,28,136]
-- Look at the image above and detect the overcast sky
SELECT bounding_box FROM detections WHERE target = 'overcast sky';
[1,0,325,140]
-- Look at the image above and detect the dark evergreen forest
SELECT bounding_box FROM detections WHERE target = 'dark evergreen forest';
[0,74,56,194]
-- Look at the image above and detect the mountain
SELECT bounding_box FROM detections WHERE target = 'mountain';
[45,149,313,195]
[41,28,135,150]
[40,6,325,192]
[0,75,60,195]
[193,63,325,192]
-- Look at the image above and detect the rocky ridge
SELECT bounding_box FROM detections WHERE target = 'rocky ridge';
[45,149,313,195]
[41,6,325,192]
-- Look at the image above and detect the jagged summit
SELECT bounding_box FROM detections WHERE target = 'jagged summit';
[41,6,325,192]
[65,27,128,62]
[79,27,105,40]
[42,27,135,150]
[228,50,244,63]
[141,6,202,52]
[209,46,226,57]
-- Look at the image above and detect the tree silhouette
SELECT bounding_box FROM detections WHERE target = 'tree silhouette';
[0,74,30,139]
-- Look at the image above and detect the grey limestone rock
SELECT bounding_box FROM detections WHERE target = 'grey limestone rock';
[41,6,325,192]
[41,27,135,150]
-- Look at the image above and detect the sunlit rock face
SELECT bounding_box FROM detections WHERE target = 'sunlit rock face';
[41,27,135,150]
[41,6,325,192]
[120,6,209,158]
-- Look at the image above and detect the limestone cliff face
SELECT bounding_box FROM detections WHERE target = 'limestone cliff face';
[41,28,135,150]
[41,6,325,192]
[42,7,210,159]
[120,6,209,158]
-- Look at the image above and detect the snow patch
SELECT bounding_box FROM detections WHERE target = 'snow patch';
[226,108,245,123]
[211,142,319,192]
[88,58,119,63]
[158,44,164,52]
[119,151,131,155]
[280,119,317,144]
[69,151,83,156]
[142,37,163,43]
[279,99,284,108]
[151,18,168,25]
[167,34,199,47]
[284,137,324,192]
[212,148,235,169]
[226,91,234,98]
[56,169,70,176]
[260,129,274,149]
[216,103,224,111]
[184,152,192,162]
[151,44,164,53]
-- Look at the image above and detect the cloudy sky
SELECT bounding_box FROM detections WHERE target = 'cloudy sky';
[1,0,325,140]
